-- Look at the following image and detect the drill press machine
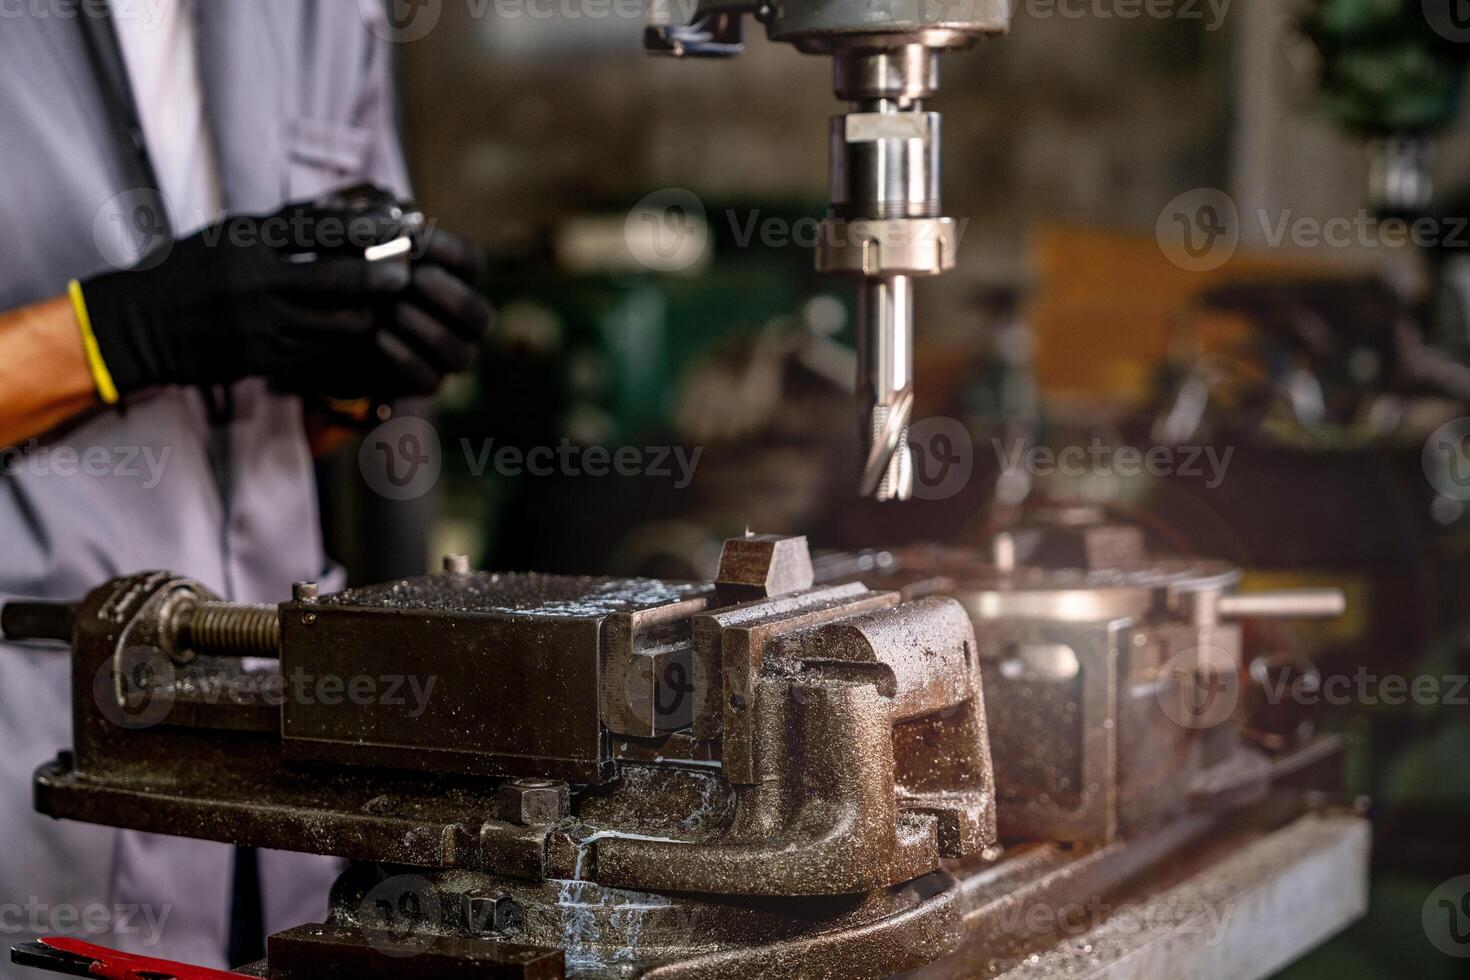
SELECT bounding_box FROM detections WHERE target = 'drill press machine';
[648,0,1008,499]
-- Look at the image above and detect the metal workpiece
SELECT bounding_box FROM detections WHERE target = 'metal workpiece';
[712,532,815,603]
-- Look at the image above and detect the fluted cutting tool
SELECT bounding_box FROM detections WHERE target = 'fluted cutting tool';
[646,1,1003,499]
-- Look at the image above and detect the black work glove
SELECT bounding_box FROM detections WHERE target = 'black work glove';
[79,211,411,395]
[346,226,493,398]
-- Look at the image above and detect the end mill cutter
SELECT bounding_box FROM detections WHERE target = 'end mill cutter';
[647,2,1004,499]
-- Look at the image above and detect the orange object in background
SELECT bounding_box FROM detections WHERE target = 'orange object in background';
[1028,224,1347,410]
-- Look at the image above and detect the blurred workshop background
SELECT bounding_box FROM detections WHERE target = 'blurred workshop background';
[312,3,1470,976]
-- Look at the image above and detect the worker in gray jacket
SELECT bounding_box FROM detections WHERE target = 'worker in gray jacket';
[0,1,490,972]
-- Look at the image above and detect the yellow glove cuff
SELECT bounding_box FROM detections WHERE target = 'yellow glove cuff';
[68,279,119,405]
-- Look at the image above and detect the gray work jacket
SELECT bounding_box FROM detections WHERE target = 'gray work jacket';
[0,1,409,970]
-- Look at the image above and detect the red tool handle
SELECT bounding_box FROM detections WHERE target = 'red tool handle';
[36,938,242,980]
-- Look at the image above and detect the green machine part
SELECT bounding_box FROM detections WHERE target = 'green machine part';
[1300,0,1470,137]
